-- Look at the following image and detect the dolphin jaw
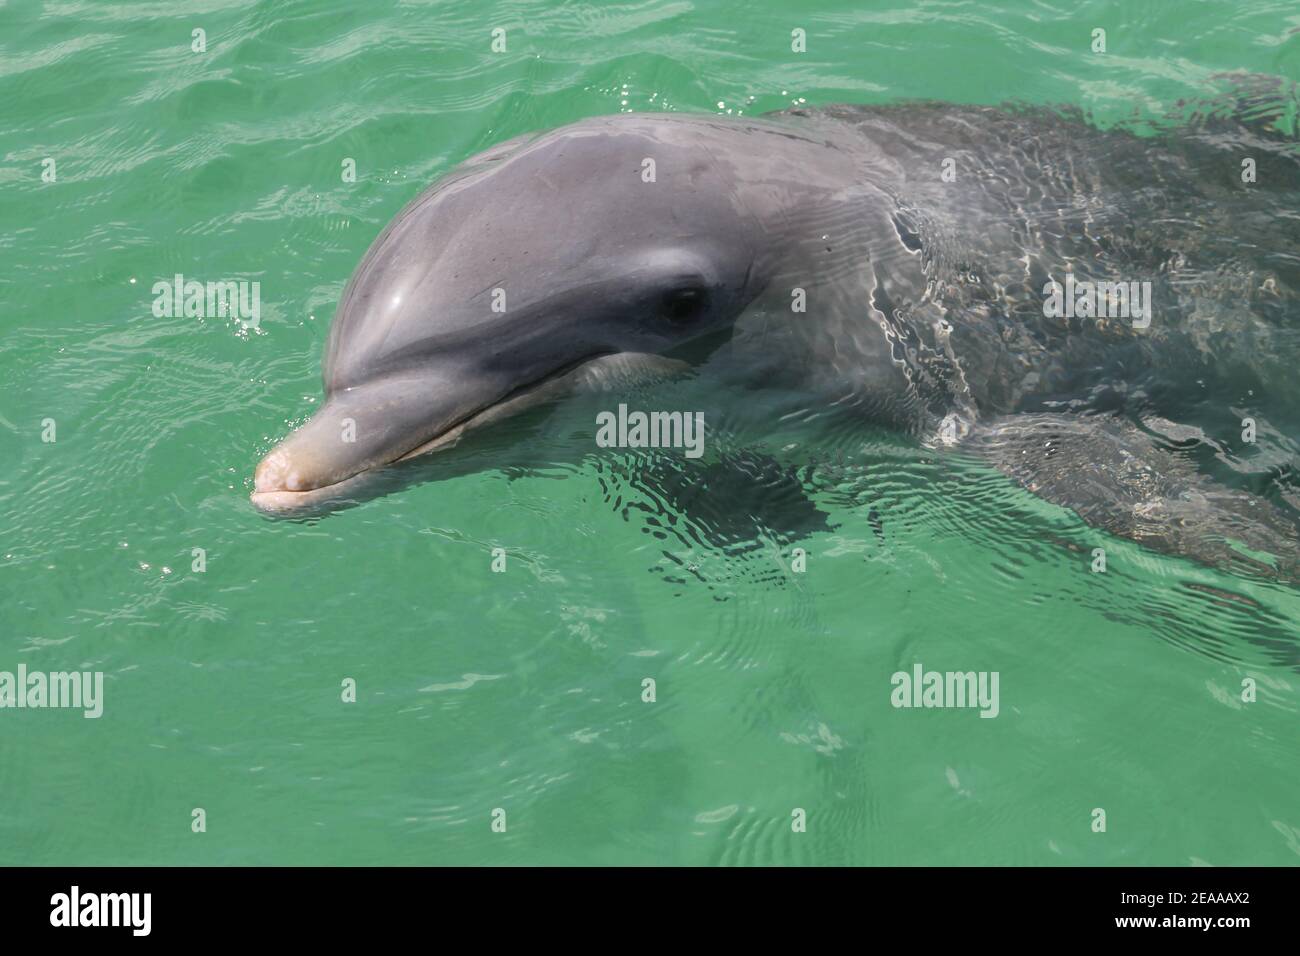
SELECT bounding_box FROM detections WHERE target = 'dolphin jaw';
[249,351,674,515]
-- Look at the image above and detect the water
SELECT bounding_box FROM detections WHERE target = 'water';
[2,0,1298,865]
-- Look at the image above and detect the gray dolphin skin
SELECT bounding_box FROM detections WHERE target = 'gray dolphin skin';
[252,81,1300,581]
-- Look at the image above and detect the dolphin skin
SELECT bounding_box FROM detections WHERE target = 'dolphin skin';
[252,78,1300,582]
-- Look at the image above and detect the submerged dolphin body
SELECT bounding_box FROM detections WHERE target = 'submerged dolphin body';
[252,81,1300,581]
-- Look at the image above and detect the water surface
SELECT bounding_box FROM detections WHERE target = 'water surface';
[1,0,1298,865]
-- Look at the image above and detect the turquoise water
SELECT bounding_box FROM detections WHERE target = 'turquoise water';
[1,0,1298,865]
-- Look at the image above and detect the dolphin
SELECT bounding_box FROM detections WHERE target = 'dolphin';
[252,79,1300,581]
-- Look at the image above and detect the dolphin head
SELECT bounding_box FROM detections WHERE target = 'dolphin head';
[251,115,778,513]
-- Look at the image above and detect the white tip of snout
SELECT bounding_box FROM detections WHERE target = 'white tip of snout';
[254,448,309,494]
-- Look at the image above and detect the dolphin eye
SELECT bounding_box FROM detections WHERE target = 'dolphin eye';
[660,287,709,325]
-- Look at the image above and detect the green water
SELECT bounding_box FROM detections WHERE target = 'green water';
[2,0,1298,866]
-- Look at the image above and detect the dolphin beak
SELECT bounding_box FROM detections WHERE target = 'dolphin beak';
[250,370,497,514]
[249,352,692,515]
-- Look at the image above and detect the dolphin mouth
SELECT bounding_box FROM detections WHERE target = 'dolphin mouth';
[250,353,625,514]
